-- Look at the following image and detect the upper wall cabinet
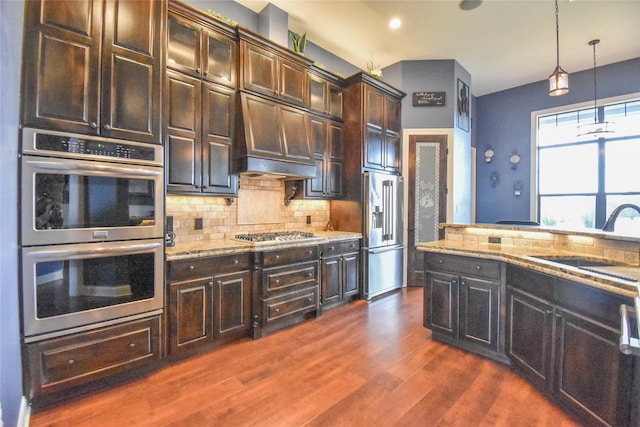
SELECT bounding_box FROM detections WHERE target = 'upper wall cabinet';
[308,66,344,120]
[167,6,237,88]
[343,72,405,176]
[239,29,313,108]
[21,0,165,144]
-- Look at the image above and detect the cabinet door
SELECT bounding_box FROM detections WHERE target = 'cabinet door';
[321,256,342,304]
[166,71,202,193]
[459,277,499,351]
[304,117,327,198]
[169,277,212,354]
[554,308,633,426]
[213,270,252,340]
[427,272,458,337]
[202,82,238,195]
[243,42,278,98]
[506,288,554,391]
[101,0,161,143]
[280,104,313,162]
[309,75,327,114]
[203,29,237,87]
[328,83,343,119]
[167,12,201,76]
[21,0,101,134]
[342,253,359,297]
[279,58,307,106]
[326,122,344,198]
[384,132,402,174]
[364,125,385,171]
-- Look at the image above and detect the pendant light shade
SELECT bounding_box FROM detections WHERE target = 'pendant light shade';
[549,0,569,96]
[577,39,615,139]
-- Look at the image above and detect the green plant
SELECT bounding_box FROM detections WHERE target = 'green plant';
[541,216,557,226]
[290,31,307,54]
[204,9,238,27]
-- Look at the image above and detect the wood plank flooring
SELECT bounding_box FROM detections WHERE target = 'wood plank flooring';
[30,287,579,426]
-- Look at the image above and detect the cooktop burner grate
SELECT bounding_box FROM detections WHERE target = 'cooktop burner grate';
[233,231,320,244]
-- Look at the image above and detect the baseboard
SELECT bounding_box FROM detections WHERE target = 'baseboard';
[17,396,30,427]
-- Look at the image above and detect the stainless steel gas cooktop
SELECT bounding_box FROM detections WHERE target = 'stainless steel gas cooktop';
[233,231,322,245]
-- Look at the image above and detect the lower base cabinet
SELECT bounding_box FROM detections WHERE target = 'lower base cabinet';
[25,315,162,400]
[320,240,359,310]
[506,265,636,427]
[168,253,252,355]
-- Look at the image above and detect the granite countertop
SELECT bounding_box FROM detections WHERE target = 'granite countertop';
[417,239,640,299]
[166,230,362,261]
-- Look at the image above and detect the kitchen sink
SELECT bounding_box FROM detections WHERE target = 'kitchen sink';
[531,255,619,268]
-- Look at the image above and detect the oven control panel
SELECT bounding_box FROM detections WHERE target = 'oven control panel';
[34,134,155,161]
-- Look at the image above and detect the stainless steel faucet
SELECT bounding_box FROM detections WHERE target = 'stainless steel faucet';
[602,203,640,232]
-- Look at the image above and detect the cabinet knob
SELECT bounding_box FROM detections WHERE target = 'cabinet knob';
[196,67,201,74]
[209,281,214,287]
[307,272,313,278]
[438,259,444,264]
[476,265,481,270]
[104,124,111,131]
[307,250,313,255]
[546,309,553,314]
[460,281,466,286]
[128,343,136,348]
[89,122,97,129]
[307,297,313,302]
[555,312,562,318]
[233,259,239,264]
[67,359,75,365]
[274,308,280,313]
[275,279,280,284]
[329,246,335,251]
[275,255,280,259]
[189,265,195,270]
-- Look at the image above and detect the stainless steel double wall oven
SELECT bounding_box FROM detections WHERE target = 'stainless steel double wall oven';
[20,128,165,339]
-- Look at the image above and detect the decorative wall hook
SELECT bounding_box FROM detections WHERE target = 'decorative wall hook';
[484,146,495,163]
[490,171,500,187]
[513,180,522,196]
[509,150,521,170]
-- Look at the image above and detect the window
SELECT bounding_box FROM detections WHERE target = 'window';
[536,99,640,233]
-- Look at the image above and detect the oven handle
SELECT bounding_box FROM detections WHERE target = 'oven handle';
[24,158,162,177]
[27,242,162,259]
[619,298,640,356]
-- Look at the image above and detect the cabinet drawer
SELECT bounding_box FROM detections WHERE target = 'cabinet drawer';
[263,263,317,296]
[169,253,252,281]
[262,246,318,267]
[26,316,161,396]
[322,240,360,257]
[426,253,501,280]
[264,288,318,323]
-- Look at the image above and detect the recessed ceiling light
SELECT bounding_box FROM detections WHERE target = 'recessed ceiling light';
[389,18,401,29]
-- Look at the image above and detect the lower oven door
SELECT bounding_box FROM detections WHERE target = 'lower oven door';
[22,239,164,339]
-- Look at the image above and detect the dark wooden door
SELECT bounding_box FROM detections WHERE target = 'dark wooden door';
[384,96,402,174]
[342,252,359,297]
[506,287,554,391]
[459,276,499,351]
[305,117,327,198]
[326,122,344,198]
[321,256,341,304]
[202,82,238,195]
[407,134,448,287]
[427,272,458,337]
[169,277,212,354]
[166,70,201,193]
[203,29,237,87]
[167,12,201,76]
[278,57,307,106]
[101,0,161,143]
[554,308,633,426]
[21,0,101,135]
[213,270,252,340]
[242,42,278,97]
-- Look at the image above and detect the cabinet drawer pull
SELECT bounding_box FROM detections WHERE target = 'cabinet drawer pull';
[275,255,280,260]
[90,122,97,129]
[129,343,136,348]
[307,297,313,303]
[307,273,314,278]
[329,246,335,251]
[555,312,562,318]
[233,259,239,264]
[208,281,214,287]
[274,308,280,313]
[546,309,552,314]
[307,250,313,255]
[189,265,195,270]
[196,67,201,74]
[438,259,444,264]
[104,124,111,131]
[275,279,280,284]
[476,265,481,270]
[67,359,75,365]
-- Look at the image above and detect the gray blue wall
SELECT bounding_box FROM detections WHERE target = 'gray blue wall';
[475,58,640,224]
[0,1,24,425]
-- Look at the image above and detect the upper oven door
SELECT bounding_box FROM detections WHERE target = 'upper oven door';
[21,155,163,246]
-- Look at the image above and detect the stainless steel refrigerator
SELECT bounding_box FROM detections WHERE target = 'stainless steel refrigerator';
[362,172,404,300]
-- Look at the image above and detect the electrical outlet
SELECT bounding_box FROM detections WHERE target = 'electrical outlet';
[195,218,203,230]
[306,215,311,225]
[488,236,502,244]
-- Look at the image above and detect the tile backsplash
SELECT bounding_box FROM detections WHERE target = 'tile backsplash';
[166,177,330,244]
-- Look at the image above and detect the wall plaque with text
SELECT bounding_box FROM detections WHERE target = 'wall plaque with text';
[412,91,446,106]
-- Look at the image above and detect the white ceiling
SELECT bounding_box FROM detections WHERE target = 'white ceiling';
[235,0,640,96]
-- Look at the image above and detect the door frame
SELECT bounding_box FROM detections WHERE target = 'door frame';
[402,128,455,286]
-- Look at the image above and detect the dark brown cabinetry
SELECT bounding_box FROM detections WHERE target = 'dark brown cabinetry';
[239,30,311,107]
[166,4,238,196]
[343,73,404,182]
[320,240,360,310]
[506,265,635,427]
[25,316,162,399]
[254,246,320,337]
[308,68,343,120]
[424,253,505,362]
[167,6,237,87]
[168,253,252,355]
[21,0,164,144]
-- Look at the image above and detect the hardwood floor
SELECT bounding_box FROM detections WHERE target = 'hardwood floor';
[30,288,579,426]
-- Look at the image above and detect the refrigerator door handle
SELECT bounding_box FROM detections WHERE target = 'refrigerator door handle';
[383,180,393,241]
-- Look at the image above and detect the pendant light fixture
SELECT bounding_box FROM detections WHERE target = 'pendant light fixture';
[548,0,569,96]
[577,39,615,139]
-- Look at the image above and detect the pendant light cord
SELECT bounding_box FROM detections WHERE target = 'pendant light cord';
[590,39,600,123]
[555,0,560,68]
